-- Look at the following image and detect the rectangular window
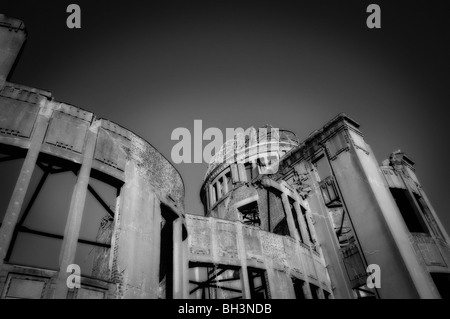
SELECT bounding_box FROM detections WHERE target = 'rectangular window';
[75,172,120,280]
[248,268,269,299]
[292,278,306,299]
[212,183,218,204]
[309,283,319,299]
[0,145,26,225]
[188,263,243,299]
[238,201,260,227]
[226,171,233,193]
[301,205,314,244]
[7,154,79,270]
[313,155,332,181]
[217,177,224,198]
[390,188,428,233]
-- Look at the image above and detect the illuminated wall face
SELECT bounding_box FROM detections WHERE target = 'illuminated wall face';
[0,15,26,87]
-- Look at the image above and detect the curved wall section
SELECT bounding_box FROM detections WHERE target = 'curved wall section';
[0,82,186,299]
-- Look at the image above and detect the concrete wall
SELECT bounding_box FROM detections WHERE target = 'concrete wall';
[186,214,333,299]
[273,113,445,299]
[0,82,186,299]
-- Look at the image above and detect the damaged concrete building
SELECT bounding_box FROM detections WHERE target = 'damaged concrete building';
[1,14,450,299]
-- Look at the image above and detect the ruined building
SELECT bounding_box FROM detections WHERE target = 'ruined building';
[1,14,450,299]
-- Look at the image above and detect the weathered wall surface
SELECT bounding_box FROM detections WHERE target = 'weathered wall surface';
[186,214,332,299]
[0,82,185,299]
[0,15,26,88]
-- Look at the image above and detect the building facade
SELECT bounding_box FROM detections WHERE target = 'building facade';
[1,14,449,299]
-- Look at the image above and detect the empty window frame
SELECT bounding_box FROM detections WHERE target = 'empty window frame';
[238,201,260,227]
[217,177,224,199]
[312,154,332,182]
[0,145,26,226]
[189,263,243,299]
[413,193,444,239]
[319,177,340,207]
[6,153,80,270]
[248,267,269,299]
[159,204,177,299]
[245,162,259,182]
[210,183,217,206]
[309,283,319,299]
[75,170,121,280]
[352,283,376,299]
[289,198,303,242]
[225,171,233,193]
[390,188,429,233]
[300,205,314,245]
[430,273,450,299]
[271,190,290,237]
[292,278,306,299]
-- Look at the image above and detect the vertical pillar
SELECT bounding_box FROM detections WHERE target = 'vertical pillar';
[223,174,229,194]
[209,184,215,207]
[192,267,203,299]
[302,281,313,299]
[331,128,438,298]
[236,223,251,299]
[0,98,52,268]
[173,217,184,299]
[304,163,354,299]
[182,233,189,299]
[231,164,239,183]
[238,163,247,182]
[150,199,163,298]
[216,179,222,200]
[53,119,99,298]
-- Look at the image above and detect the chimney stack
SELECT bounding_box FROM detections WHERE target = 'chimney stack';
[0,14,27,89]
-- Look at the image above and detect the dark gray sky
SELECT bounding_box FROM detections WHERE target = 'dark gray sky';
[2,1,450,233]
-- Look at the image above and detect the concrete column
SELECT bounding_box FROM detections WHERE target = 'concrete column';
[53,120,99,299]
[223,174,229,194]
[331,132,439,298]
[302,281,313,299]
[304,164,354,299]
[281,193,300,242]
[182,235,189,299]
[209,184,215,206]
[114,178,162,298]
[216,179,222,200]
[236,223,251,299]
[238,163,247,182]
[0,98,52,268]
[231,164,239,183]
[192,267,203,299]
[173,217,184,299]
